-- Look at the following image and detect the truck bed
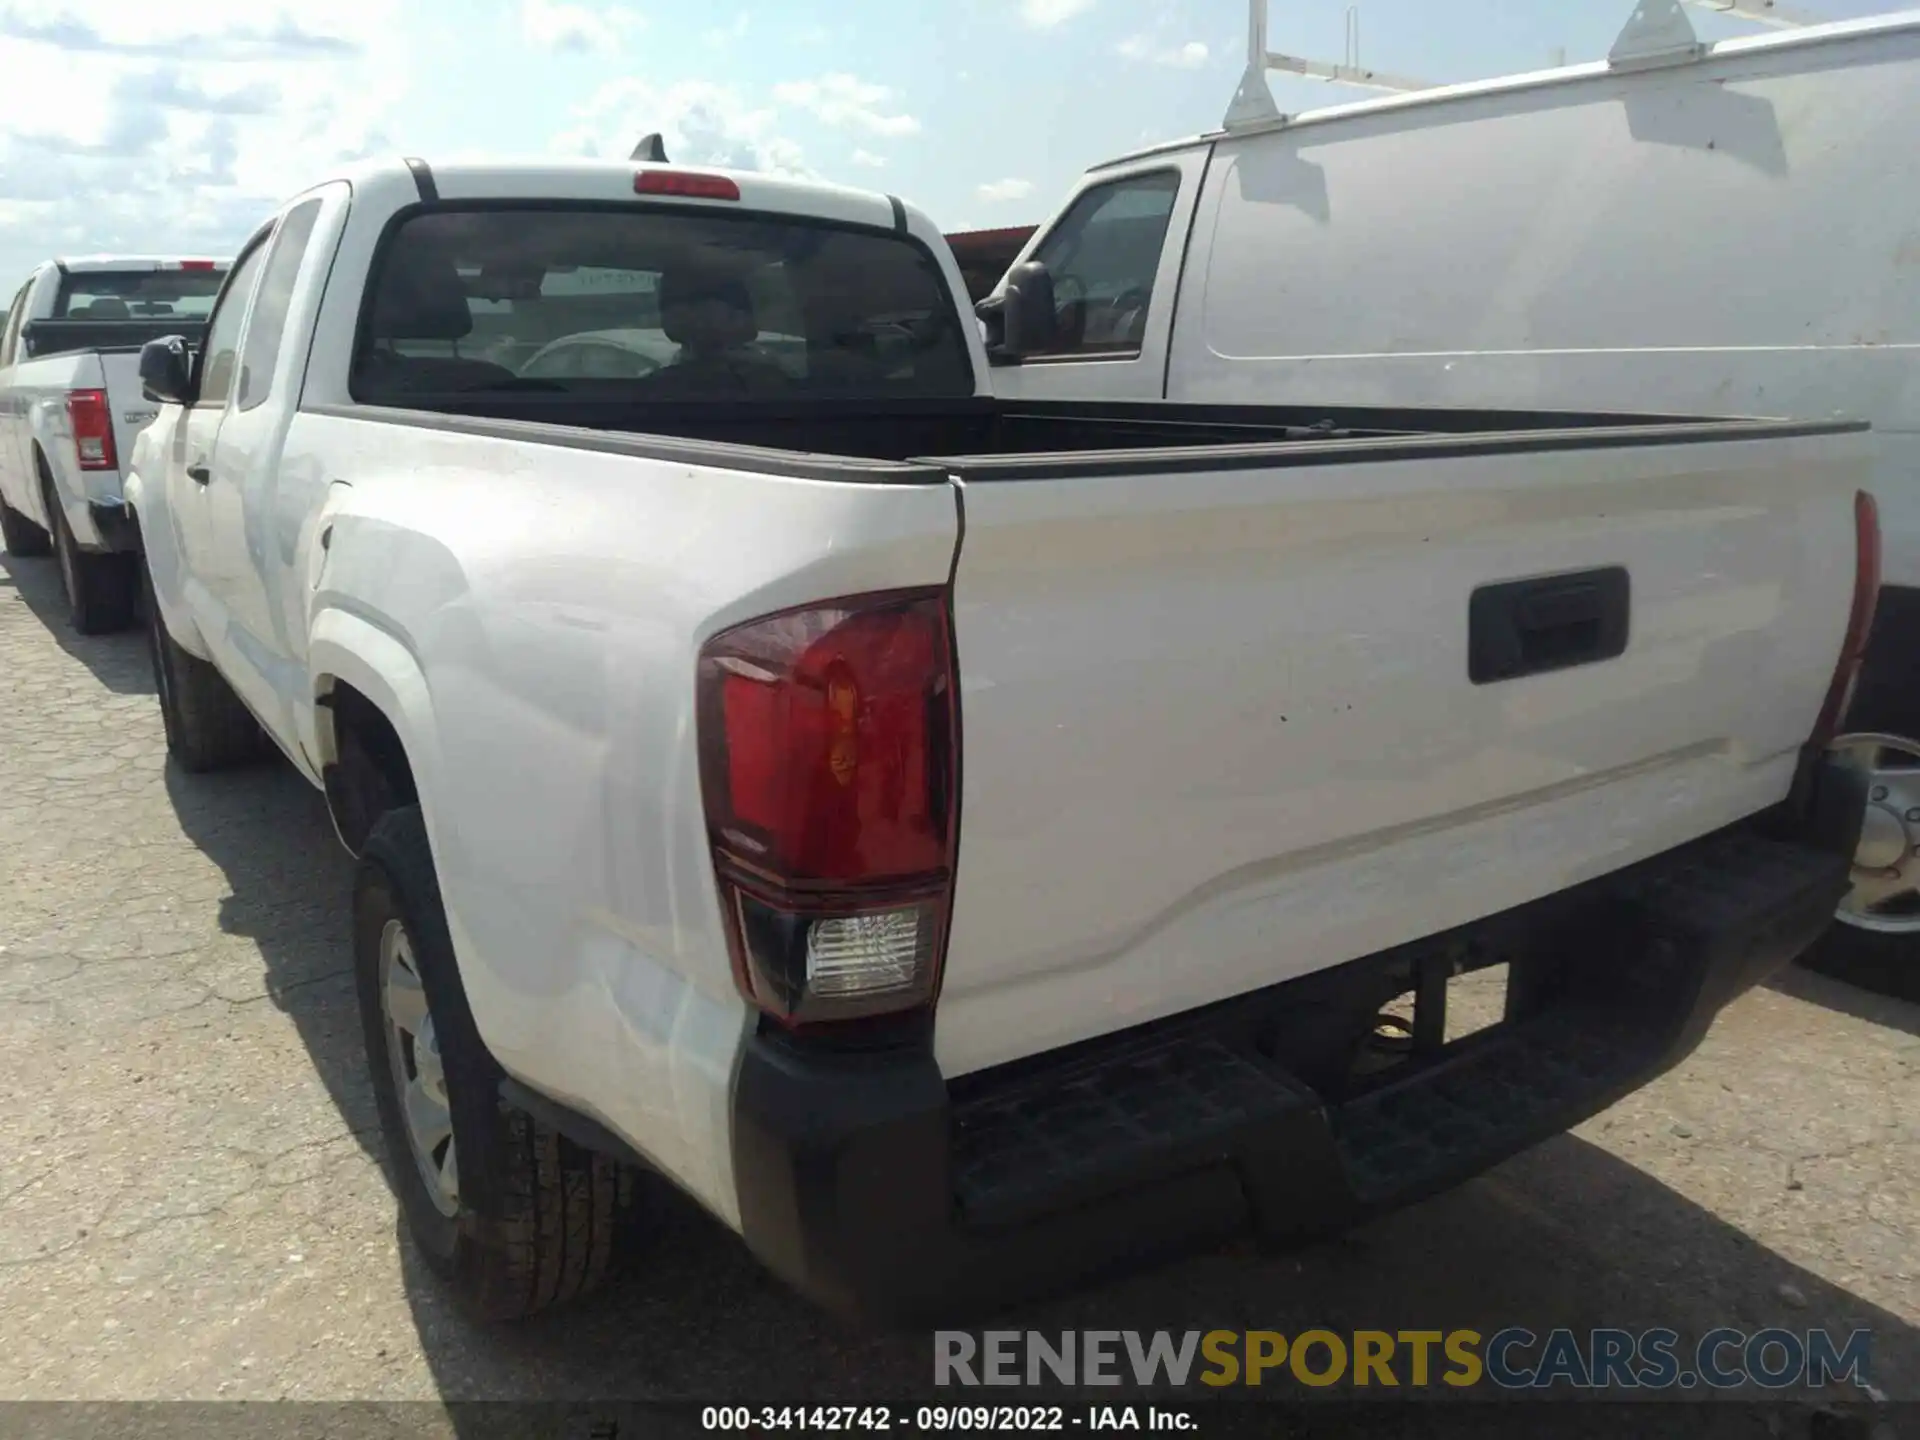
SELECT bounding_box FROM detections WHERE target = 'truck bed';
[21,317,210,362]
[287,391,1869,1079]
[312,393,1856,476]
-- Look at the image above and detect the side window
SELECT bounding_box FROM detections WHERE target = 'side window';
[1028,170,1181,357]
[238,200,323,411]
[195,241,269,409]
[0,282,32,367]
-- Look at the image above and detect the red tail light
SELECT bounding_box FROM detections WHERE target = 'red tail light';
[697,589,959,1027]
[177,259,219,270]
[66,389,116,472]
[1812,490,1882,746]
[635,170,741,201]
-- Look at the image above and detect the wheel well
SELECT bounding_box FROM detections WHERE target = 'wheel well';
[320,681,418,855]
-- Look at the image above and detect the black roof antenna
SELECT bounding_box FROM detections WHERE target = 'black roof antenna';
[630,133,668,162]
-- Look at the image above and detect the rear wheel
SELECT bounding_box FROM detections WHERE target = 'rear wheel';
[141,563,268,771]
[355,805,645,1320]
[1798,731,1920,1002]
[46,482,136,633]
[0,493,50,557]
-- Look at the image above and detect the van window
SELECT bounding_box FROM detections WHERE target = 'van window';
[238,199,323,411]
[1027,170,1181,357]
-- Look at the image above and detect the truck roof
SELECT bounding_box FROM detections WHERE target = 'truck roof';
[50,256,227,273]
[317,156,926,240]
[1090,5,1920,173]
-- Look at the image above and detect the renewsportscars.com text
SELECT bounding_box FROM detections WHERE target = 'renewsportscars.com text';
[933,1328,1874,1391]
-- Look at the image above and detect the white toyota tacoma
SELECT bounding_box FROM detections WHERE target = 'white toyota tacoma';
[0,255,228,631]
[126,154,1874,1323]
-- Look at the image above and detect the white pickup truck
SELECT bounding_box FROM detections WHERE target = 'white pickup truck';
[128,154,1874,1324]
[0,256,228,631]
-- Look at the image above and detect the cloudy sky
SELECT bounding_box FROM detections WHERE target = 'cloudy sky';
[0,0,1887,277]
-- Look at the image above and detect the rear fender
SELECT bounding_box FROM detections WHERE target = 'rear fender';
[307,604,542,1080]
[308,606,444,843]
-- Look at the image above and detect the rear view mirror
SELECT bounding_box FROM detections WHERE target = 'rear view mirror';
[138,335,196,406]
[982,260,1057,362]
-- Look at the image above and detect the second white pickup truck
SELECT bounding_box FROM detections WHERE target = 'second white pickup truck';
[0,256,228,631]
[128,155,1874,1323]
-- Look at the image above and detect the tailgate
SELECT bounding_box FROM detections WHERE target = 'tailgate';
[935,423,1871,1077]
[100,351,157,483]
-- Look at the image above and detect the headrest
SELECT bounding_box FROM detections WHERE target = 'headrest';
[80,298,130,319]
[369,246,475,341]
[659,268,757,349]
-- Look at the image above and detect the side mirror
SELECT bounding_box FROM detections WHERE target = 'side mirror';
[138,335,196,406]
[984,260,1057,362]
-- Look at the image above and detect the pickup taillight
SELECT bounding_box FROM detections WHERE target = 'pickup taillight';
[1813,490,1882,746]
[66,389,116,472]
[696,590,959,1029]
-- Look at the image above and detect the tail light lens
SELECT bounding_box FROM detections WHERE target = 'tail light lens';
[697,589,958,1028]
[1812,489,1882,746]
[66,389,116,472]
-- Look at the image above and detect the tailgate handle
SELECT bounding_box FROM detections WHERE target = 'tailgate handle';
[1469,566,1629,685]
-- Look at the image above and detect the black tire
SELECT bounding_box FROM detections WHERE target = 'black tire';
[1798,925,1920,1003]
[355,805,642,1320]
[0,493,50,557]
[141,563,268,772]
[46,481,136,633]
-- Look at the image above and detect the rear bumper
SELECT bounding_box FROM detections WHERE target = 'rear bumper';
[730,752,1863,1325]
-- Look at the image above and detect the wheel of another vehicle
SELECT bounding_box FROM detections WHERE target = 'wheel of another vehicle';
[0,493,51,557]
[45,485,137,633]
[140,563,269,772]
[1797,730,1920,1002]
[354,804,646,1321]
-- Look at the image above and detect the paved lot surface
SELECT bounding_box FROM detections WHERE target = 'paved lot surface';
[2,550,1918,1417]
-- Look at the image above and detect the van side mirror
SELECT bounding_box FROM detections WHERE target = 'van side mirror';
[139,335,196,405]
[983,260,1057,363]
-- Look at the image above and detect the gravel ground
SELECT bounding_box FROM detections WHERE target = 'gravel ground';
[1,550,1916,1421]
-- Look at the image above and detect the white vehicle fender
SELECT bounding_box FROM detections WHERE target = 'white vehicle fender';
[23,404,72,529]
[305,608,520,1049]
[306,605,445,834]
[124,463,214,661]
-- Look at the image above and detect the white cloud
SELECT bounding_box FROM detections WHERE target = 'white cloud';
[850,148,886,169]
[976,177,1034,203]
[0,0,406,278]
[1018,0,1094,28]
[520,0,635,53]
[552,77,811,178]
[1116,35,1208,69]
[0,2,364,59]
[771,74,919,138]
[703,12,748,45]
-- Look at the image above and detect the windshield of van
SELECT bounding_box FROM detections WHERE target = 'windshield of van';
[350,205,974,404]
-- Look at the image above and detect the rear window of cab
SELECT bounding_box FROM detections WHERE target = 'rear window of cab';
[350,205,975,405]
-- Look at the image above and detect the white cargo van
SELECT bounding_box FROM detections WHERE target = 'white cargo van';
[980,4,1920,981]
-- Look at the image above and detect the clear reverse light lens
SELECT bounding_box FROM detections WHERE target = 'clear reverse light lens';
[805,908,930,997]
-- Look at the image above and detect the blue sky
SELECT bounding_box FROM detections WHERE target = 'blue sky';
[0,0,1892,277]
